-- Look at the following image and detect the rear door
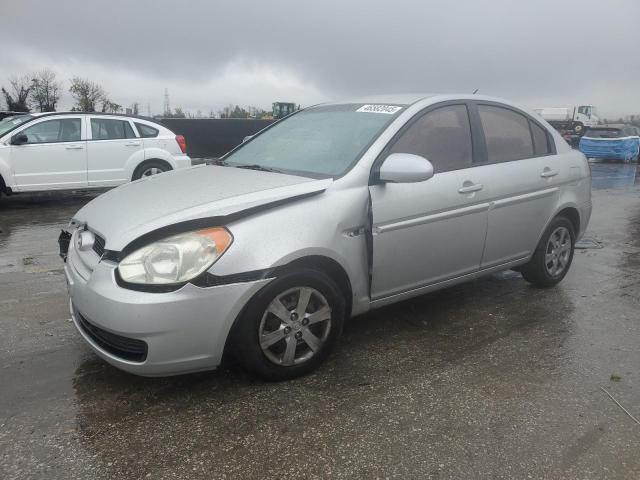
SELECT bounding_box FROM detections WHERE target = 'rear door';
[369,103,489,299]
[86,116,143,186]
[470,103,561,267]
[10,115,87,191]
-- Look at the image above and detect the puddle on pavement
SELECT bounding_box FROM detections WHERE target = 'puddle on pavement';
[589,162,639,190]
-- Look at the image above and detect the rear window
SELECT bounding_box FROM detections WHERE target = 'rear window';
[479,105,534,162]
[135,123,159,138]
[585,128,621,138]
[91,118,136,140]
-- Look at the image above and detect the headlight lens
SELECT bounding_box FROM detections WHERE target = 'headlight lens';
[118,227,232,285]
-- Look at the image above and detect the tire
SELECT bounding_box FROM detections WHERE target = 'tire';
[132,160,171,180]
[231,268,345,381]
[521,216,575,288]
[573,123,583,134]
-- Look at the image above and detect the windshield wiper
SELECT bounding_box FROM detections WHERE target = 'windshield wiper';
[233,164,284,174]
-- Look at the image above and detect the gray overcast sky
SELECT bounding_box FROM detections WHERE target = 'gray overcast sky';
[2,0,639,117]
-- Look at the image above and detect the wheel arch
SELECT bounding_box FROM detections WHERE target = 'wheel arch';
[221,254,354,361]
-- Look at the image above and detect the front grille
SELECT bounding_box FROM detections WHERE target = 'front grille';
[76,311,148,362]
[92,233,106,257]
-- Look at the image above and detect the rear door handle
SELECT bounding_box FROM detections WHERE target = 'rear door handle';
[540,169,559,178]
[458,183,484,194]
[65,145,84,150]
[125,142,141,147]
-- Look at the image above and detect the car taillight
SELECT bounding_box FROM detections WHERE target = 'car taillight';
[176,135,187,154]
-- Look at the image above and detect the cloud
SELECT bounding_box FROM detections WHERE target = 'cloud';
[1,0,639,117]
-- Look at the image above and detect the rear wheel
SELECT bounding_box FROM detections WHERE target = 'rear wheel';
[231,269,345,381]
[521,216,575,288]
[132,160,171,180]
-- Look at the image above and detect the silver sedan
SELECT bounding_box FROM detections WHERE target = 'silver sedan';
[61,94,592,380]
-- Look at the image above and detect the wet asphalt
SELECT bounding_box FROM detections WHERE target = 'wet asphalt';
[1,163,639,479]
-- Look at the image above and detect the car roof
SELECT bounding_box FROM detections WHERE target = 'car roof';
[320,93,529,109]
[588,124,631,129]
[22,111,159,123]
[325,93,437,106]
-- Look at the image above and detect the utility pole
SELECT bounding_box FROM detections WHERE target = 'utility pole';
[163,88,170,117]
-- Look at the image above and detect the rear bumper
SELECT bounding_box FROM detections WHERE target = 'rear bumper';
[64,243,270,376]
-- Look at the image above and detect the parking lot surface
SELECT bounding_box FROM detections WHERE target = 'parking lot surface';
[1,163,639,479]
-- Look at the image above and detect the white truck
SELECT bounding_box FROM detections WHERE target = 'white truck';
[533,105,599,135]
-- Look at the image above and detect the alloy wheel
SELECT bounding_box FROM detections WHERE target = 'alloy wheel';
[544,226,572,276]
[258,287,332,366]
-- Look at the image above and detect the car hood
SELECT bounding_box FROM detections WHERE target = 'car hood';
[73,165,332,251]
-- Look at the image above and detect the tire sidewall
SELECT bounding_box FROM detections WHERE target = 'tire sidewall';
[232,268,346,381]
[133,161,169,180]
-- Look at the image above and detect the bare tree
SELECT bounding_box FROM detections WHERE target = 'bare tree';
[101,99,122,113]
[69,77,106,112]
[1,75,33,112]
[31,69,61,112]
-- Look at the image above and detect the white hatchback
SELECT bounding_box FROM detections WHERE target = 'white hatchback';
[0,113,191,196]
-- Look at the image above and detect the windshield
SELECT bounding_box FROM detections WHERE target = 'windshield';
[585,128,621,138]
[0,115,34,137]
[224,104,404,178]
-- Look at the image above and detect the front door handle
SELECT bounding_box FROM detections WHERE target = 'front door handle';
[65,145,84,150]
[540,169,559,178]
[458,182,484,194]
[125,142,141,147]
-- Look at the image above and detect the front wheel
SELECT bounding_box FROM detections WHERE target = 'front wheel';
[521,216,575,288]
[231,269,345,381]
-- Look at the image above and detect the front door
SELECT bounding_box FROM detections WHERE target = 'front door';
[10,116,87,191]
[369,104,489,300]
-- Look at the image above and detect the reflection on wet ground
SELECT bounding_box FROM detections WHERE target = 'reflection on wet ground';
[590,161,639,190]
[1,169,639,479]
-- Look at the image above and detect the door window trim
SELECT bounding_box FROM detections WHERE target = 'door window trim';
[469,100,557,166]
[370,100,480,184]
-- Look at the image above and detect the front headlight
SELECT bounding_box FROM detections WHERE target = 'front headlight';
[118,227,232,285]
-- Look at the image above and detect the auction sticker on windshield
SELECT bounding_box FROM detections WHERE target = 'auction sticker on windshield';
[356,104,402,114]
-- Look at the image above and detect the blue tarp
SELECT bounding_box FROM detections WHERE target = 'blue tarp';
[579,136,640,161]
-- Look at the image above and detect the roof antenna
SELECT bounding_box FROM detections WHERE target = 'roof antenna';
[472,88,479,94]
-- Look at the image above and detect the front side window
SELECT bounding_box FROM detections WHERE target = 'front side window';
[19,118,81,144]
[388,104,473,173]
[91,118,136,140]
[225,104,404,178]
[478,106,534,162]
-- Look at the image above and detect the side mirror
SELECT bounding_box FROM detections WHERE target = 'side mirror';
[378,153,434,184]
[11,133,28,145]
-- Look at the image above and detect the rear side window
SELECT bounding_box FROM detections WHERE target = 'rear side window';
[530,121,551,155]
[20,118,81,144]
[389,104,473,173]
[91,118,136,140]
[479,106,534,162]
[135,122,159,138]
